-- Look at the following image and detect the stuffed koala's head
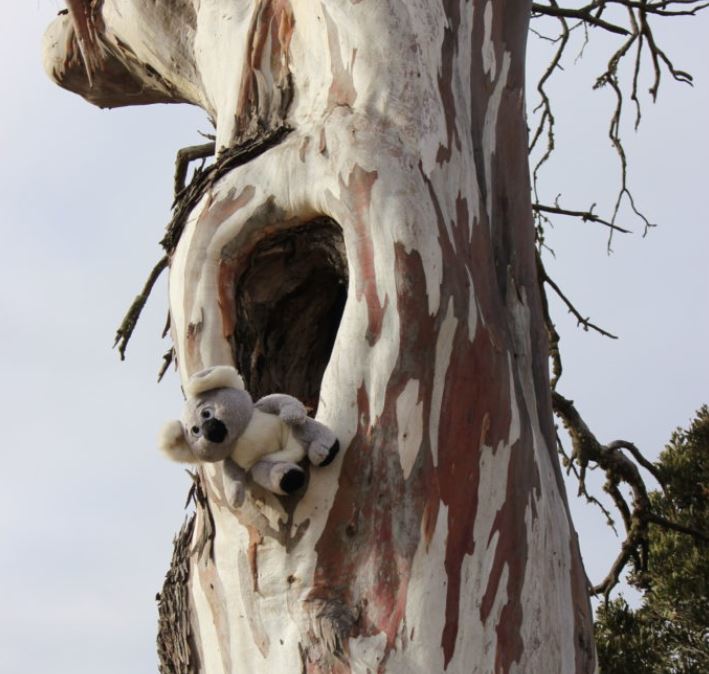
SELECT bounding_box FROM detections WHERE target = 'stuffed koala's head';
[159,365,253,464]
[183,387,253,462]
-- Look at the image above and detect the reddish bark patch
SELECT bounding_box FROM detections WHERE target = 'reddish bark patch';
[323,7,358,110]
[178,184,250,335]
[341,166,387,345]
[310,244,442,666]
[236,0,295,138]
[393,245,441,549]
[438,323,513,666]
[178,184,254,373]
[311,385,414,642]
[481,415,538,674]
[420,102,540,668]
[436,0,462,164]
[248,527,264,593]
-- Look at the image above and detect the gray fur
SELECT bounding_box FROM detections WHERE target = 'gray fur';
[182,387,254,463]
[255,393,307,425]
[162,367,340,505]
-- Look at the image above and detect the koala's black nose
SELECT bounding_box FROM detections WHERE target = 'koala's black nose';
[202,418,227,443]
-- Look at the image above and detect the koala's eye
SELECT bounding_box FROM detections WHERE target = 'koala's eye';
[191,426,201,436]
[200,409,212,420]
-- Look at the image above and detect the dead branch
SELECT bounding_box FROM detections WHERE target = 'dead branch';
[551,391,708,599]
[114,125,292,362]
[158,347,175,382]
[537,253,619,339]
[529,0,704,247]
[533,202,632,234]
[535,253,707,594]
[173,142,215,199]
[113,255,169,360]
[531,2,631,35]
[161,125,292,254]
[529,6,570,203]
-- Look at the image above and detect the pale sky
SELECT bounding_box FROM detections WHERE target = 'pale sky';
[0,5,707,673]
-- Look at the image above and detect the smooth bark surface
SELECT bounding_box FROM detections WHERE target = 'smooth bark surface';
[45,2,595,672]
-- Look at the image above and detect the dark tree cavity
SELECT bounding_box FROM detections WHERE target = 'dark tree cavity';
[234,218,348,411]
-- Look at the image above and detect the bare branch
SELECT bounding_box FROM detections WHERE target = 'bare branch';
[157,348,175,383]
[162,311,171,340]
[529,0,703,247]
[533,202,632,234]
[173,142,215,199]
[648,513,708,543]
[606,440,665,486]
[531,2,631,35]
[113,256,169,360]
[538,259,619,339]
[161,125,292,255]
[551,391,708,598]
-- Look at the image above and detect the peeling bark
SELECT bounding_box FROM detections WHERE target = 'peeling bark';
[46,1,596,672]
[157,514,200,673]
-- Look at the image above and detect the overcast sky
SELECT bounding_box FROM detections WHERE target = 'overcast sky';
[1,4,707,673]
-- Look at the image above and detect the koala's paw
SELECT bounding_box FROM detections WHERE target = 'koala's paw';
[269,462,305,494]
[251,461,305,495]
[280,402,307,426]
[309,438,340,467]
[279,467,306,494]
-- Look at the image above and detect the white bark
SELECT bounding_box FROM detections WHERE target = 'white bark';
[45,2,595,672]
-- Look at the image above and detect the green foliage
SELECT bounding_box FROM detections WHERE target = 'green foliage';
[595,406,709,674]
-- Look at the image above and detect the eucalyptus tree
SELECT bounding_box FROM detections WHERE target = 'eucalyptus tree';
[42,1,706,672]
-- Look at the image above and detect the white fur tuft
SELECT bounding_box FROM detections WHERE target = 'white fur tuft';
[158,420,196,463]
[185,365,245,397]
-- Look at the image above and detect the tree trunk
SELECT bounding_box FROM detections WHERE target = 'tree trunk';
[45,1,595,672]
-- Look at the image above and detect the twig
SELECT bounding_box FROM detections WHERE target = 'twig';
[113,256,169,360]
[537,257,618,339]
[648,513,708,542]
[173,142,215,199]
[161,125,292,255]
[158,348,175,382]
[532,2,631,35]
[533,203,632,234]
[529,0,704,249]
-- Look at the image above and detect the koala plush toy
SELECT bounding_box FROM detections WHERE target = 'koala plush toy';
[159,365,339,506]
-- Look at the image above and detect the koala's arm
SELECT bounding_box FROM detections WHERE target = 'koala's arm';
[222,458,247,508]
[293,417,340,467]
[255,394,307,425]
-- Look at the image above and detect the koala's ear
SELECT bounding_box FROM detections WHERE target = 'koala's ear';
[186,365,245,397]
[158,420,196,463]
